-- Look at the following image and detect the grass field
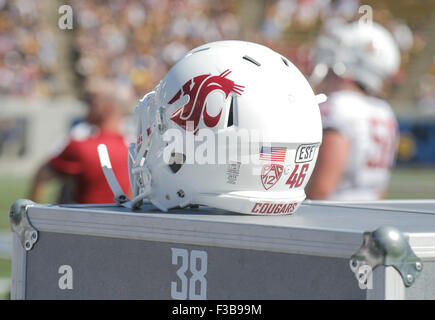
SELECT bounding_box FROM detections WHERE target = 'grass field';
[387,168,435,199]
[0,260,11,280]
[0,176,59,230]
[0,168,433,283]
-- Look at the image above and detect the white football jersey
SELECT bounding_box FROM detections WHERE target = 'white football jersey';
[319,90,398,200]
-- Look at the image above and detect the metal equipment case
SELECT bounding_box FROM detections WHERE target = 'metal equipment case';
[10,200,435,299]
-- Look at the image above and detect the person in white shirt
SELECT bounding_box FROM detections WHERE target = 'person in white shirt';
[306,21,401,200]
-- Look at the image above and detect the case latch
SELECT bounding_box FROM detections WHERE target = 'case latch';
[350,226,423,288]
[9,199,38,251]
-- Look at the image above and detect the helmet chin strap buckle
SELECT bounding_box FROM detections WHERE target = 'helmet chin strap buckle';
[98,144,154,209]
[130,166,152,209]
[98,143,136,208]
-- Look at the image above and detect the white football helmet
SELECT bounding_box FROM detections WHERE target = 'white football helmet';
[99,40,322,215]
[311,21,401,93]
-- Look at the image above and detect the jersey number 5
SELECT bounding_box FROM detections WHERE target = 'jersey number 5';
[366,118,397,169]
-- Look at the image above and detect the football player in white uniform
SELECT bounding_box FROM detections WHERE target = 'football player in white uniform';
[306,21,401,200]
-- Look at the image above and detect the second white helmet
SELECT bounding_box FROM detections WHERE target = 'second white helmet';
[311,21,401,93]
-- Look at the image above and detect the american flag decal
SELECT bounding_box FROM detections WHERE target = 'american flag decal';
[259,146,287,162]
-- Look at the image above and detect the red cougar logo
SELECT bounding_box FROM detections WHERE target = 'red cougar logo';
[168,69,244,133]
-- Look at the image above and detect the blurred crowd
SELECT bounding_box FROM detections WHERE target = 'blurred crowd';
[1,0,434,113]
[0,0,59,97]
[72,0,240,103]
[260,0,420,84]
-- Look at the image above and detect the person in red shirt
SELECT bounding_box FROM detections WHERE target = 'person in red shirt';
[29,91,132,204]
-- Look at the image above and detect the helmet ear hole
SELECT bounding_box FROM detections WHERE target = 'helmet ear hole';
[168,152,186,173]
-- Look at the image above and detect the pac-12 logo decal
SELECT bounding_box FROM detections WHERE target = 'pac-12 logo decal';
[168,69,244,133]
[261,164,284,190]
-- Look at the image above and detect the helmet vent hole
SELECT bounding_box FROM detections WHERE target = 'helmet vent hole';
[227,96,234,127]
[192,47,210,54]
[281,57,289,67]
[243,55,261,66]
